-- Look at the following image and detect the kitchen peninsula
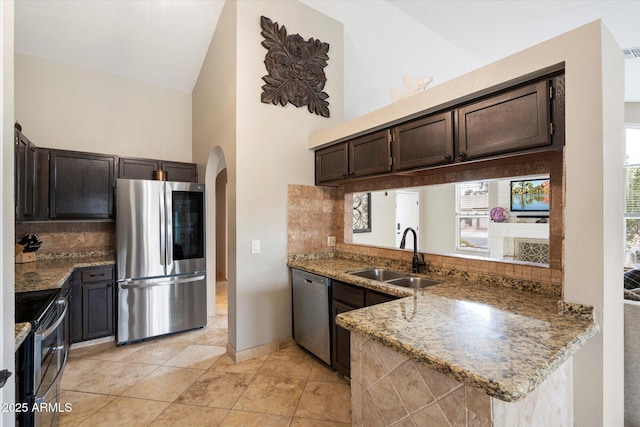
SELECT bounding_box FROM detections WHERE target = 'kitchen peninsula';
[288,254,597,426]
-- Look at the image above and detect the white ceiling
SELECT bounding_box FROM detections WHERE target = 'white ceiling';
[15,0,225,93]
[14,0,640,98]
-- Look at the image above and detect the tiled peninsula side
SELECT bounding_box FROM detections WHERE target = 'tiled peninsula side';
[350,334,573,427]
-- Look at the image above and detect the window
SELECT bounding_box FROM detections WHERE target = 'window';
[456,181,489,252]
[625,126,640,268]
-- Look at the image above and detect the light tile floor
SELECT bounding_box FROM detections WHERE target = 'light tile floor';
[60,281,351,426]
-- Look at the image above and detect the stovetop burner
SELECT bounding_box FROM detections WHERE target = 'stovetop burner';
[15,289,60,325]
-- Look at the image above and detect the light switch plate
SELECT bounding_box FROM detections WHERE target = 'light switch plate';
[251,240,261,254]
[327,236,336,247]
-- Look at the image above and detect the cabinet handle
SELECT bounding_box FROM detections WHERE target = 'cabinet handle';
[444,154,452,161]
[459,151,467,160]
[107,283,112,288]
[90,273,105,277]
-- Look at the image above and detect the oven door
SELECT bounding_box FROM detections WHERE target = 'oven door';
[33,294,68,426]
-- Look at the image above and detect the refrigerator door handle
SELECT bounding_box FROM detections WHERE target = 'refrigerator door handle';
[165,188,174,267]
[119,274,206,289]
[159,190,166,267]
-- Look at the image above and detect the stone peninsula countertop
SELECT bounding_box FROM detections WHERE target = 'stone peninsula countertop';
[15,254,115,293]
[288,255,598,402]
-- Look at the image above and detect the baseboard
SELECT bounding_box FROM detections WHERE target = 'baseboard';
[70,335,115,350]
[226,336,295,363]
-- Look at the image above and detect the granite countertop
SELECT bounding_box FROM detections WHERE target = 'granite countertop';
[15,322,31,351]
[15,254,115,293]
[288,255,598,403]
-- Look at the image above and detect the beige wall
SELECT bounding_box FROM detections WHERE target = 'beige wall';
[193,0,238,344]
[627,102,640,123]
[1,1,15,417]
[14,53,192,161]
[193,0,344,353]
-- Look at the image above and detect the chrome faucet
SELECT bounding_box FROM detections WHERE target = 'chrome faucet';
[400,227,427,273]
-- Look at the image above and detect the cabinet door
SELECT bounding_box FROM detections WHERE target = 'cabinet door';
[365,290,398,306]
[457,80,551,160]
[34,149,49,221]
[118,157,161,180]
[49,150,116,219]
[392,112,454,171]
[349,130,391,178]
[332,300,354,378]
[15,131,38,221]
[316,143,348,184]
[332,281,365,308]
[82,281,114,340]
[69,271,83,344]
[161,161,198,182]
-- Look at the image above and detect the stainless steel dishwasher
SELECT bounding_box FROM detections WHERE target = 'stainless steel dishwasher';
[292,268,331,365]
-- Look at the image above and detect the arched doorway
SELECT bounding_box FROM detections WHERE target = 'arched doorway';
[205,147,228,316]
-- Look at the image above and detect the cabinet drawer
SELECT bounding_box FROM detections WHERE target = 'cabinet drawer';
[332,281,365,308]
[81,267,114,283]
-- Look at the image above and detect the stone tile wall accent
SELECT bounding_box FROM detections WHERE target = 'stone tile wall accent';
[15,221,115,256]
[350,333,573,427]
[287,184,339,255]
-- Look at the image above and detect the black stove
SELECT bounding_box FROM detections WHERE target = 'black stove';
[15,289,60,325]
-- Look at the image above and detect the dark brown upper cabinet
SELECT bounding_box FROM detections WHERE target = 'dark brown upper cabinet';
[314,71,563,186]
[118,157,198,182]
[49,150,116,219]
[117,157,161,180]
[457,80,551,161]
[349,129,392,178]
[15,130,38,221]
[316,143,348,183]
[162,161,198,182]
[15,130,48,221]
[391,111,454,171]
[315,130,392,184]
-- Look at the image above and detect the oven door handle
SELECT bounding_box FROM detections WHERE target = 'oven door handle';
[36,299,68,342]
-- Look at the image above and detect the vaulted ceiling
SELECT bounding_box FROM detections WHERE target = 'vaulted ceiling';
[14,0,640,100]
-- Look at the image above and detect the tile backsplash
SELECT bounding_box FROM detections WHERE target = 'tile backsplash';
[287,185,339,255]
[15,221,115,257]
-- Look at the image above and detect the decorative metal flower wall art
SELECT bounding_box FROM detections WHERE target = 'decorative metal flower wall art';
[353,192,371,233]
[260,16,330,118]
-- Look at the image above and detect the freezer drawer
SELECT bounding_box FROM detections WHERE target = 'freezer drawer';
[292,269,331,365]
[117,273,207,344]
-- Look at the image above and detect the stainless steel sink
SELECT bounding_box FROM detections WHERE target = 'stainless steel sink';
[348,268,409,282]
[385,276,441,289]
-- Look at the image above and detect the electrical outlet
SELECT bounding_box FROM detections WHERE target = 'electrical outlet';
[327,236,336,247]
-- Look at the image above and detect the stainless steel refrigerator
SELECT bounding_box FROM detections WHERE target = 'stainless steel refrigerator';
[116,178,207,344]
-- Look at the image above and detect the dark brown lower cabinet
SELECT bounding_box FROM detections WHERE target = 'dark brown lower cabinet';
[70,266,115,343]
[331,300,354,377]
[331,281,399,378]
